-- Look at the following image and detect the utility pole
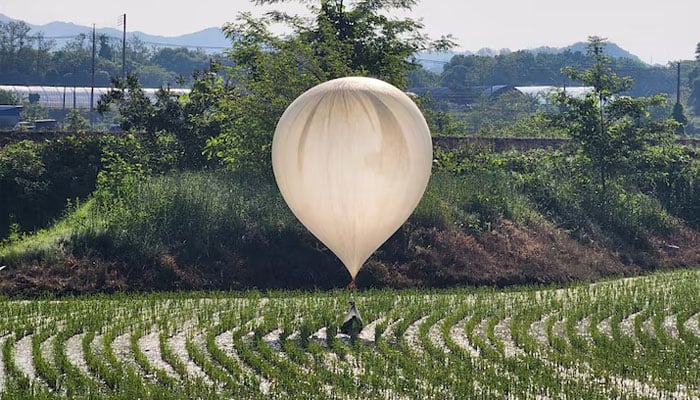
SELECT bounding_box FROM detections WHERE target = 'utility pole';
[121,14,126,80]
[677,61,681,104]
[90,24,96,112]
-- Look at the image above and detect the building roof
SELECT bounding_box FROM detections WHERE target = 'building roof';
[514,85,593,102]
[0,105,23,116]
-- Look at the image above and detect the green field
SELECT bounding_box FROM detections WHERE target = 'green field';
[1,269,700,399]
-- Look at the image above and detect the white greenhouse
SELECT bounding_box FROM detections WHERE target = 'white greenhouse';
[514,85,593,102]
[0,85,189,110]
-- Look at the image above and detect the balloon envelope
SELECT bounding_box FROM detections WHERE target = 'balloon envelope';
[272,77,432,279]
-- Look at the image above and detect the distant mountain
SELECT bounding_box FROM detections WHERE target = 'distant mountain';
[529,42,642,62]
[0,13,230,52]
[413,51,455,72]
[417,42,644,73]
[2,13,643,66]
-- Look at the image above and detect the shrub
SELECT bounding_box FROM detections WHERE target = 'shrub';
[428,147,533,233]
[82,170,293,263]
[0,141,49,238]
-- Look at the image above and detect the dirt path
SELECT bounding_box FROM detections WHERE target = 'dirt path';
[12,335,36,380]
[65,333,91,376]
[138,330,178,379]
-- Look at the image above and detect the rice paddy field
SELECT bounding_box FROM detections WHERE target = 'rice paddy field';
[1,269,700,399]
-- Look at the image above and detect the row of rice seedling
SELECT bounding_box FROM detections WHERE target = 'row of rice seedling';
[1,269,700,398]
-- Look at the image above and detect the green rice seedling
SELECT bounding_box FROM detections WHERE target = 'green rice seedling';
[186,332,244,397]
[129,326,179,390]
[157,330,187,381]
[31,327,61,391]
[52,327,102,397]
[3,269,700,398]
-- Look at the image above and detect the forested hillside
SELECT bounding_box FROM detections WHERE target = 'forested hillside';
[0,20,211,88]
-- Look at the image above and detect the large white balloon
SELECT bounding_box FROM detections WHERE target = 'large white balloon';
[272,77,432,284]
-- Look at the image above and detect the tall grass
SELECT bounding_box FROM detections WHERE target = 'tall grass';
[76,170,295,263]
[2,161,536,266]
[0,170,297,268]
[514,149,678,240]
[412,170,533,233]
[0,201,104,266]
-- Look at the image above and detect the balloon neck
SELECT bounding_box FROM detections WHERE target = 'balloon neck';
[348,279,356,290]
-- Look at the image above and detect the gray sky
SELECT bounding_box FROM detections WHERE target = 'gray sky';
[2,0,698,65]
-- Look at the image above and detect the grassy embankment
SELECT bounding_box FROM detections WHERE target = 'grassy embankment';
[1,138,698,295]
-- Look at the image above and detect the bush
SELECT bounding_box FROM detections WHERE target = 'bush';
[426,147,533,233]
[63,109,90,132]
[81,170,294,263]
[653,157,700,229]
[0,141,49,238]
[0,131,183,241]
[513,148,676,244]
[0,136,105,239]
[615,191,674,234]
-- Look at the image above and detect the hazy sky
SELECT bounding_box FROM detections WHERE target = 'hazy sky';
[2,0,698,65]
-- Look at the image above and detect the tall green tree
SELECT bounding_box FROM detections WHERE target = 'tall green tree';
[554,36,679,209]
[0,21,37,82]
[691,80,700,115]
[671,101,688,135]
[689,43,700,116]
[97,72,211,170]
[50,34,92,85]
[98,34,114,60]
[200,0,454,173]
[151,47,209,85]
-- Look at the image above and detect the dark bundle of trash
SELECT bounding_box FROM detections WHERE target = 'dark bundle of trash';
[340,301,363,335]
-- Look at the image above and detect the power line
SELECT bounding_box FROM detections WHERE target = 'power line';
[42,34,228,50]
[134,41,228,50]
[42,35,81,40]
[415,60,676,73]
